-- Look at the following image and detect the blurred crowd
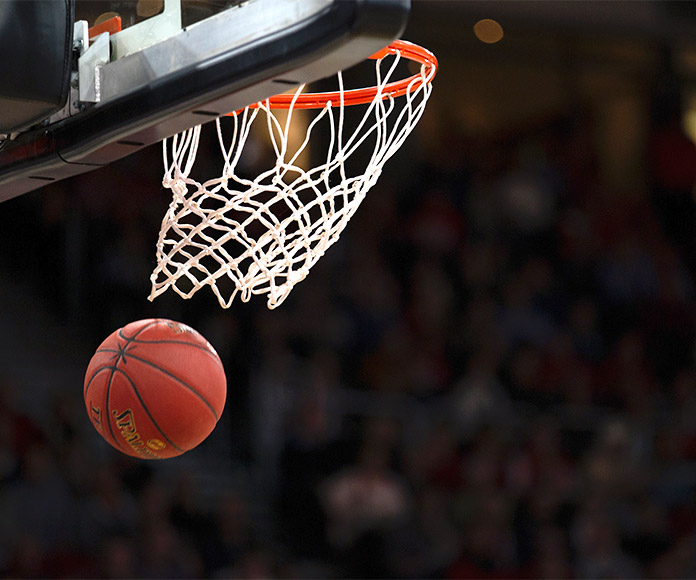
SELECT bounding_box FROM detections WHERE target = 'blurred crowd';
[1,53,696,580]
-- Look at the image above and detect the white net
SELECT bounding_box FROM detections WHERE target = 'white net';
[149,46,434,308]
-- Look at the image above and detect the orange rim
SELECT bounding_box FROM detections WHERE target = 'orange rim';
[230,39,437,113]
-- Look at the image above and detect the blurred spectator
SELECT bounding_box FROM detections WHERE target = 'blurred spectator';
[137,517,203,579]
[568,296,606,362]
[321,432,411,578]
[595,229,659,315]
[449,346,514,440]
[0,443,79,554]
[76,461,139,553]
[647,47,696,271]
[206,490,258,576]
[2,535,48,579]
[276,370,346,561]
[571,497,643,579]
[526,524,573,579]
[649,533,696,579]
[386,488,462,579]
[99,534,138,579]
[496,266,558,352]
[446,492,520,579]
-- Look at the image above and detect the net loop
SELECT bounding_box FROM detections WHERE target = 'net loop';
[150,40,437,308]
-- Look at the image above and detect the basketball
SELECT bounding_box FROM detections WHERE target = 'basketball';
[83,318,227,459]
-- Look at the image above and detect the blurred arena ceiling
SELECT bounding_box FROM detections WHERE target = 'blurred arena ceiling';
[413,1,696,41]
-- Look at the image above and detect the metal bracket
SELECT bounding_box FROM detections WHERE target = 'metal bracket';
[78,32,111,103]
[73,19,89,57]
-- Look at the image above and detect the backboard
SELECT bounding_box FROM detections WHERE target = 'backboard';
[0,0,409,202]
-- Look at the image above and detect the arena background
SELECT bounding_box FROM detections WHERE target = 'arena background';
[0,1,696,578]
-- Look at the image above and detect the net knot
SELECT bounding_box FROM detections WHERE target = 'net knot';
[169,178,188,200]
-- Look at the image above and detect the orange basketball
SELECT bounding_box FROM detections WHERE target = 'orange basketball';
[83,318,227,459]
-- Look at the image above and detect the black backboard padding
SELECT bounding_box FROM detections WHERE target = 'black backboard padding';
[0,0,74,133]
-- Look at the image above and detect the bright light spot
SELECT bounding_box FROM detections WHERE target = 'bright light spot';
[474,19,504,44]
[684,97,696,144]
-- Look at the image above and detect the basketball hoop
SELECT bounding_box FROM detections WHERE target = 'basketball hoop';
[149,40,438,308]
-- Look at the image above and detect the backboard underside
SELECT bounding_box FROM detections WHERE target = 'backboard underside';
[0,0,409,202]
